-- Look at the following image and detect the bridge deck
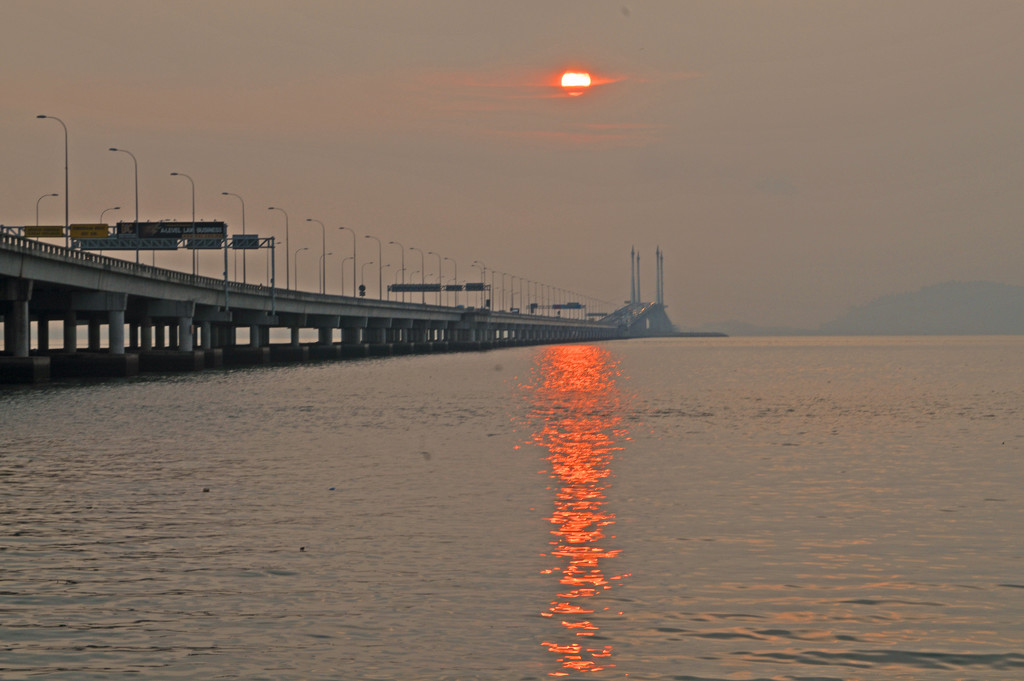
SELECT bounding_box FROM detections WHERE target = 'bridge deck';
[1,234,622,383]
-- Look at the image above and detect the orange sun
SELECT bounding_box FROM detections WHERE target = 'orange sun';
[560,71,592,96]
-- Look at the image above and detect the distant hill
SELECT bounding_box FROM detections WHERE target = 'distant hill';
[820,281,1024,335]
[691,282,1024,336]
[690,319,812,337]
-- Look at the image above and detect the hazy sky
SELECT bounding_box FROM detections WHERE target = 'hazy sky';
[3,1,1022,328]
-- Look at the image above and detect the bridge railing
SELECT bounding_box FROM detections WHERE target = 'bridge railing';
[3,232,617,324]
[0,231,282,298]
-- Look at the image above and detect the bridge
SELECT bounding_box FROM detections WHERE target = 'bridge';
[0,234,677,384]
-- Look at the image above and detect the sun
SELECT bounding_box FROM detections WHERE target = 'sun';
[561,72,591,88]
[560,71,592,95]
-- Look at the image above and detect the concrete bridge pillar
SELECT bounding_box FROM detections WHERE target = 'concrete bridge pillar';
[88,317,102,351]
[363,317,392,348]
[1,280,32,357]
[178,316,194,352]
[155,325,166,349]
[109,310,126,355]
[7,300,30,358]
[200,321,212,350]
[63,309,77,353]
[250,325,261,348]
[290,327,300,347]
[141,318,153,351]
[36,315,49,352]
[317,327,332,345]
[411,323,428,344]
[340,316,368,345]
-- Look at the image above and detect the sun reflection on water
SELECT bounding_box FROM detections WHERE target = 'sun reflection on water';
[524,344,630,675]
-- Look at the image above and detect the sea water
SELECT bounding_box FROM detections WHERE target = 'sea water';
[2,336,1022,680]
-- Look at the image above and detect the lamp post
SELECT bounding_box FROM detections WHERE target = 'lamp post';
[36,193,59,227]
[100,206,120,223]
[222,192,246,283]
[340,256,354,296]
[410,246,426,304]
[388,240,405,302]
[268,207,290,289]
[319,252,333,294]
[427,250,443,305]
[339,226,357,298]
[381,263,391,299]
[36,115,68,247]
[306,218,326,294]
[472,259,487,308]
[170,172,196,275]
[364,234,383,300]
[294,247,310,290]
[443,257,458,307]
[109,147,139,263]
[360,260,375,296]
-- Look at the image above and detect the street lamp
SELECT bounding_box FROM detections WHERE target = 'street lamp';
[381,263,391,299]
[472,259,487,309]
[306,218,326,294]
[410,246,426,304]
[339,226,357,298]
[493,272,505,311]
[360,260,375,297]
[364,234,383,300]
[294,247,310,290]
[222,192,246,283]
[427,250,443,305]
[109,147,139,263]
[170,172,196,275]
[444,256,458,307]
[340,255,354,296]
[268,207,290,289]
[394,267,406,297]
[319,252,333,294]
[99,206,120,223]
[35,192,58,227]
[388,240,405,302]
[37,115,68,247]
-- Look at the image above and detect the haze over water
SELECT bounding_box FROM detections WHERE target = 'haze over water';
[2,337,1022,679]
